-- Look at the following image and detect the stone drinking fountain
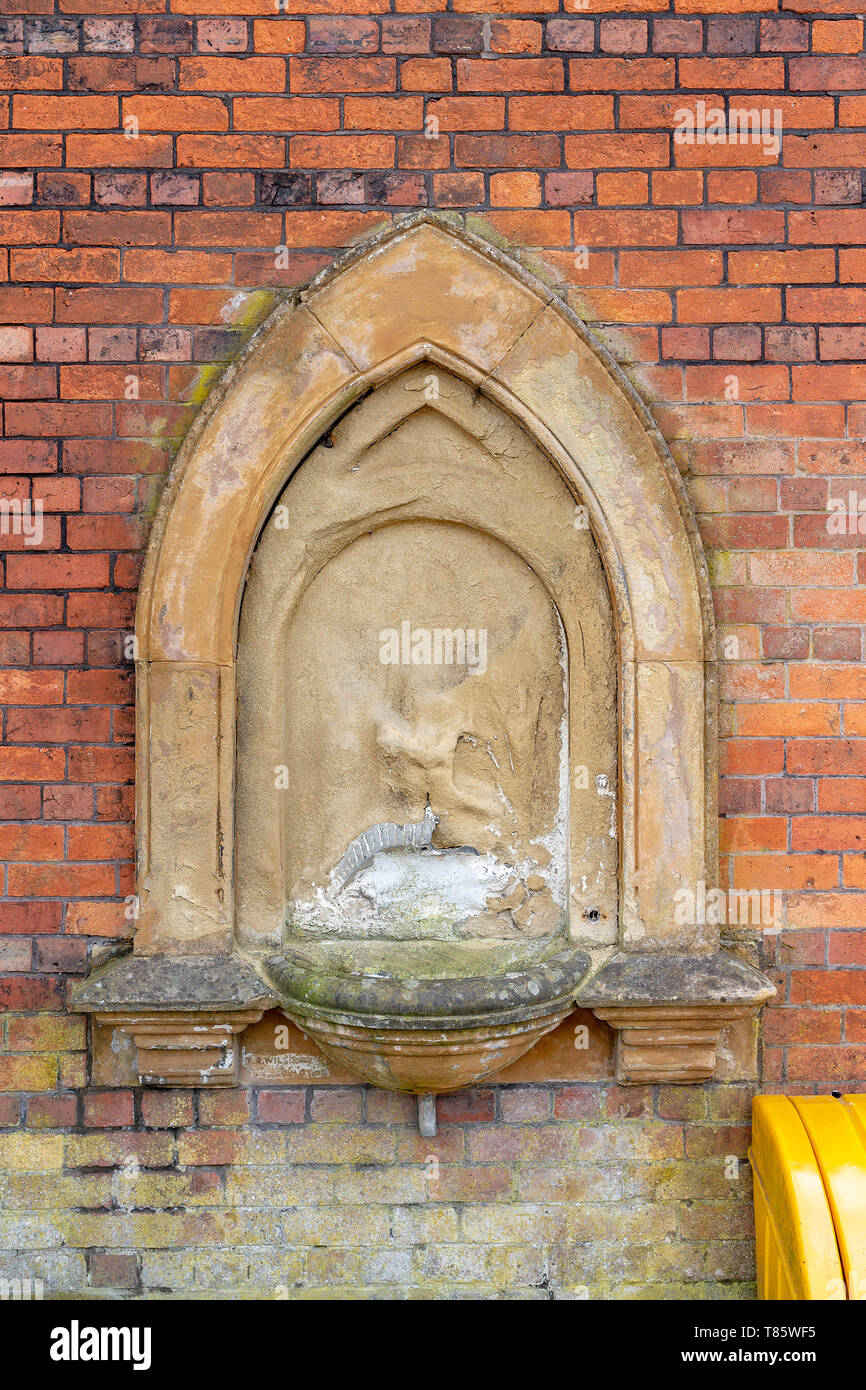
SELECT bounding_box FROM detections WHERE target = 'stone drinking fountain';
[71,217,774,1133]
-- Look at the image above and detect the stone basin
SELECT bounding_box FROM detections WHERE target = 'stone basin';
[265,939,588,1094]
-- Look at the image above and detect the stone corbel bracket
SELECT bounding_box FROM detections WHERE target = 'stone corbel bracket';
[69,955,276,1087]
[577,951,776,1084]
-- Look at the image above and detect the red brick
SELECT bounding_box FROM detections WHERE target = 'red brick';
[0,0,859,1278]
[13,95,117,128]
[455,134,559,168]
[713,325,761,361]
[790,56,866,91]
[681,210,785,245]
[67,57,174,93]
[257,1090,306,1124]
[141,1091,195,1128]
[652,171,704,205]
[64,210,171,247]
[68,825,133,861]
[0,825,63,861]
[433,172,484,208]
[42,784,92,819]
[400,58,451,94]
[291,57,394,93]
[830,932,866,966]
[0,58,62,91]
[569,58,674,90]
[172,209,282,247]
[0,328,33,361]
[180,56,286,92]
[66,135,173,169]
[0,442,55,480]
[600,19,647,54]
[290,134,393,169]
[123,251,230,287]
[813,19,863,53]
[197,18,247,54]
[179,135,287,169]
[566,133,667,168]
[6,706,109,742]
[67,747,134,782]
[457,58,562,92]
[621,250,722,288]
[760,16,809,52]
[541,16,591,54]
[66,670,132,704]
[0,786,42,821]
[789,210,866,245]
[545,172,593,207]
[251,19,306,55]
[83,1091,135,1128]
[0,977,64,1011]
[12,249,119,285]
[56,288,163,325]
[345,96,423,131]
[234,97,338,132]
[490,171,541,207]
[65,901,129,937]
[122,95,229,131]
[574,210,677,247]
[0,901,61,935]
[749,405,845,439]
[438,1090,495,1123]
[679,57,784,88]
[27,1095,78,1128]
[732,855,838,892]
[89,1253,139,1289]
[788,1046,866,1082]
[199,1091,251,1126]
[35,936,88,975]
[677,288,781,324]
[490,19,541,55]
[707,171,759,204]
[765,1009,843,1046]
[761,169,811,203]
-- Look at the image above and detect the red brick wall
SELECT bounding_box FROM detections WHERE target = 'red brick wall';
[1,0,865,1298]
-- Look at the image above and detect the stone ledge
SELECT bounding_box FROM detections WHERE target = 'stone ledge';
[577,950,775,1084]
[69,954,276,1087]
[577,949,774,1008]
[69,953,276,1014]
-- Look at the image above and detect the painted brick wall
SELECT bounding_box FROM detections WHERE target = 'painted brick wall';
[0,0,864,1299]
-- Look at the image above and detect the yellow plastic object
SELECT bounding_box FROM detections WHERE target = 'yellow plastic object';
[750,1096,844,1300]
[794,1096,866,1300]
[844,1093,866,1150]
[751,1094,866,1300]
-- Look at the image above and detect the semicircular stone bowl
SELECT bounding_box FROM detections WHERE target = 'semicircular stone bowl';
[265,939,589,1094]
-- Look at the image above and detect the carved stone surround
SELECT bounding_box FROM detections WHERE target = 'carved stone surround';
[69,215,775,1089]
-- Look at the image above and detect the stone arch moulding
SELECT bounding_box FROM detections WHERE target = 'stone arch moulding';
[71,214,774,1089]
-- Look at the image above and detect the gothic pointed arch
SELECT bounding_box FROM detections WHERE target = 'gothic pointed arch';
[72,215,773,1089]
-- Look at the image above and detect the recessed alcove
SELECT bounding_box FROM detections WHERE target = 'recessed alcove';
[235,365,618,945]
[71,214,774,1104]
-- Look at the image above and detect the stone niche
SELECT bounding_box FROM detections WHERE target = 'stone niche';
[71,215,774,1118]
